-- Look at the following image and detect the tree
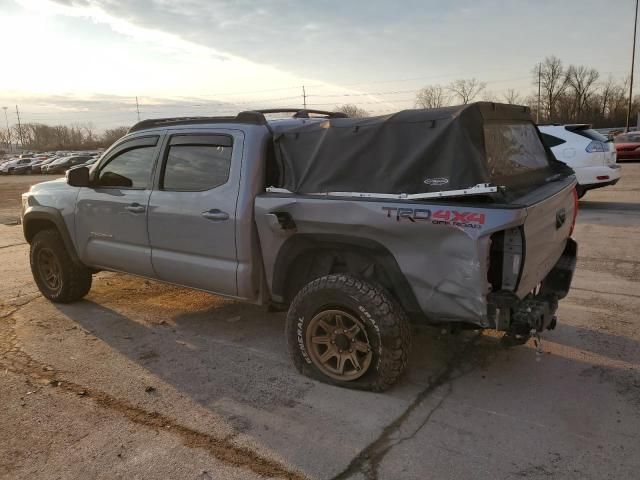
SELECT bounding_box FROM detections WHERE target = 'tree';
[336,104,369,118]
[503,89,522,105]
[534,56,569,121]
[101,126,130,147]
[566,65,600,117]
[415,85,449,108]
[447,78,486,104]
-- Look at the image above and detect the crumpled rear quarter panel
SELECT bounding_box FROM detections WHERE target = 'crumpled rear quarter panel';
[255,195,526,326]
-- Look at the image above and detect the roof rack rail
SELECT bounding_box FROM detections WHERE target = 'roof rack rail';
[127,108,347,134]
[249,108,348,119]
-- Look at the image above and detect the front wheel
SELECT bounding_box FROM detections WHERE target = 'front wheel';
[285,274,411,391]
[30,229,92,303]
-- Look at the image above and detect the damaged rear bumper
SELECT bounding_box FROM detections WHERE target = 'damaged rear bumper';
[488,238,577,335]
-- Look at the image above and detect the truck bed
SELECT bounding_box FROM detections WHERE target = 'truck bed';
[254,176,577,328]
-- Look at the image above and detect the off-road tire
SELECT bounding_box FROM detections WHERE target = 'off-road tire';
[285,274,411,391]
[30,229,92,303]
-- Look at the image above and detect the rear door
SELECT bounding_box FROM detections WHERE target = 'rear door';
[147,130,242,296]
[75,135,161,276]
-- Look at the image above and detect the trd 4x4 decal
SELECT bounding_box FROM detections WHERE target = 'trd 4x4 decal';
[381,207,486,229]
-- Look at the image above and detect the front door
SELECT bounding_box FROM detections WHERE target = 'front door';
[147,130,241,296]
[75,135,161,277]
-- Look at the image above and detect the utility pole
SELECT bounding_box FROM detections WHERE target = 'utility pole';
[2,107,10,152]
[537,63,542,124]
[302,85,307,109]
[15,105,23,149]
[626,0,639,132]
[135,96,141,122]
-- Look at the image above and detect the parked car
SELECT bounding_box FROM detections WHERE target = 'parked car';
[613,132,640,161]
[11,156,51,175]
[0,157,32,174]
[44,155,93,174]
[22,103,578,391]
[539,124,621,198]
[31,157,59,174]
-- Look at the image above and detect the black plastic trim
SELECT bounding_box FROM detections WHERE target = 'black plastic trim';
[22,206,83,266]
[271,233,422,314]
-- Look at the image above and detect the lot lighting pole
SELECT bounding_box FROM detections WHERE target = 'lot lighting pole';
[2,107,10,152]
[626,0,639,132]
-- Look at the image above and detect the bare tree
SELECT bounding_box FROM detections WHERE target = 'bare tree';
[415,85,449,108]
[566,65,600,118]
[481,90,498,102]
[447,78,486,104]
[101,126,130,147]
[534,56,569,121]
[503,89,522,105]
[599,76,617,118]
[335,104,369,118]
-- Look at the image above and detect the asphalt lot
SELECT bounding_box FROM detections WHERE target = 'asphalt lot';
[1,167,639,480]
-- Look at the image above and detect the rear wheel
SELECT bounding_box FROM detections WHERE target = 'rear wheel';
[576,186,586,199]
[286,274,411,391]
[30,229,92,303]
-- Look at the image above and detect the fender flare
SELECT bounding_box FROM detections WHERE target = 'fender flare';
[22,206,82,265]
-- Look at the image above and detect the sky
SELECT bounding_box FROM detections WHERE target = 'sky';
[0,0,637,130]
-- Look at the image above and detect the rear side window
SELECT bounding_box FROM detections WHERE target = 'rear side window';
[484,123,552,189]
[161,135,233,191]
[541,133,566,148]
[566,126,607,142]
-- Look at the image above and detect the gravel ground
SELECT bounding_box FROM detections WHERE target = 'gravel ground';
[0,165,639,479]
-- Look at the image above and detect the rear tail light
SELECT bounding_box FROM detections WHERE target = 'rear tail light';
[570,187,579,235]
[586,141,606,153]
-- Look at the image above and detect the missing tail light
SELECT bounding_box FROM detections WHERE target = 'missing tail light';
[488,227,524,292]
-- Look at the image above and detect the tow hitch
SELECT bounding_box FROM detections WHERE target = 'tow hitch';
[501,294,559,347]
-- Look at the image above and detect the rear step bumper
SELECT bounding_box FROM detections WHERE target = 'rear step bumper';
[489,238,577,340]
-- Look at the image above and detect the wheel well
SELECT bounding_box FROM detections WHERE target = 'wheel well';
[24,218,58,243]
[272,235,422,315]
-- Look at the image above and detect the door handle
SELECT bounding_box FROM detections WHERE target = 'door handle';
[202,209,229,221]
[125,203,146,214]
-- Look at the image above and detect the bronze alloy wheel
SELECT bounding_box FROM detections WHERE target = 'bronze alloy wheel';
[306,309,373,381]
[37,247,62,292]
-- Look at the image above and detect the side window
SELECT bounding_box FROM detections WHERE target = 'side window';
[97,146,157,189]
[161,135,233,191]
[541,133,566,148]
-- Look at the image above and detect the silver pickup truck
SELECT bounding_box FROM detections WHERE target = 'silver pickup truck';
[21,103,578,391]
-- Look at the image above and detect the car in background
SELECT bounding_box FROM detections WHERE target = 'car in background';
[613,132,640,161]
[0,157,33,175]
[31,157,59,174]
[539,124,621,198]
[11,156,51,174]
[82,157,99,167]
[44,155,93,174]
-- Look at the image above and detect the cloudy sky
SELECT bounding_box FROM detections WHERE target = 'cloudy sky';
[0,0,636,129]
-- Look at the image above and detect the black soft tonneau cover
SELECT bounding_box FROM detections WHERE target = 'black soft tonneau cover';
[271,102,572,195]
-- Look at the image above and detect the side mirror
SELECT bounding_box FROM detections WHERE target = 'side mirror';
[66,166,90,187]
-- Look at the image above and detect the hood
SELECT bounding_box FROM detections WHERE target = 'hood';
[28,177,69,193]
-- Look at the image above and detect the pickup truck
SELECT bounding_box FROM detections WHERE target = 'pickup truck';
[21,103,578,391]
